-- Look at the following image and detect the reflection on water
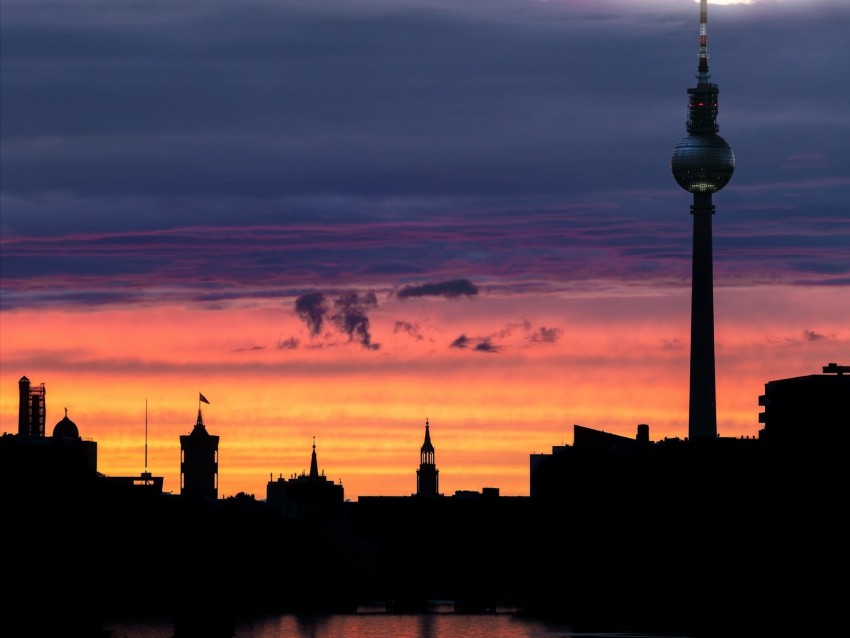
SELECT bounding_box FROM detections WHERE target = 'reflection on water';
[238,612,545,638]
[104,609,692,638]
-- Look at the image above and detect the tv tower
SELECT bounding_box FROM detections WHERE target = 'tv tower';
[671,0,735,440]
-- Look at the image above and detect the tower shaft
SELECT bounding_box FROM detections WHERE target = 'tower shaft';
[688,192,717,439]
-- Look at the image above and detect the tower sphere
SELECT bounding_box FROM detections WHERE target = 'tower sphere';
[671,133,735,193]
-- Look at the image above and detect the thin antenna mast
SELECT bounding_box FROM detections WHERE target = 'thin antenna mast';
[145,399,149,474]
[697,0,709,82]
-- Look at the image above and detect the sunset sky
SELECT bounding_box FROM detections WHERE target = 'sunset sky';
[2,0,848,500]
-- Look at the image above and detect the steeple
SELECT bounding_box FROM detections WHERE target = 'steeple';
[416,418,439,497]
[420,418,435,460]
[309,436,319,478]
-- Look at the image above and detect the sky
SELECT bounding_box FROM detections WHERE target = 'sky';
[2,0,848,500]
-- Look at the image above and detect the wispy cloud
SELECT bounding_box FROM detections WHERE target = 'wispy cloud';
[396,279,479,299]
[295,292,328,337]
[277,337,300,350]
[474,339,500,354]
[332,291,380,350]
[528,326,562,343]
[450,334,470,349]
[393,320,424,341]
[294,290,380,350]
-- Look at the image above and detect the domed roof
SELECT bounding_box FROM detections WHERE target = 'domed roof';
[671,133,735,193]
[53,408,79,439]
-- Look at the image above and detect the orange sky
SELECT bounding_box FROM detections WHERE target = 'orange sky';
[2,280,846,500]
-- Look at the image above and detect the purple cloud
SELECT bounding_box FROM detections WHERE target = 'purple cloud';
[450,335,470,349]
[474,339,500,354]
[528,326,562,343]
[332,291,380,350]
[397,279,479,299]
[393,320,424,341]
[295,292,328,336]
[277,337,300,350]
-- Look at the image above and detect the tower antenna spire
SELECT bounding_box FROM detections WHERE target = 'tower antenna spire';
[697,0,710,82]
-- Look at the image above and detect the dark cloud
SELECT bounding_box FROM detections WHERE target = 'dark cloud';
[294,290,380,349]
[331,291,380,350]
[393,320,424,341]
[450,334,500,353]
[450,335,470,349]
[233,345,266,352]
[804,330,826,342]
[295,292,328,336]
[397,279,479,299]
[474,339,500,354]
[448,320,556,352]
[277,337,300,350]
[497,319,532,339]
[6,0,846,226]
[529,326,562,344]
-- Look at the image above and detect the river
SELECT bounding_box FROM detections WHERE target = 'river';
[103,607,693,638]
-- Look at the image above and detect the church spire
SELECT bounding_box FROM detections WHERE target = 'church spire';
[420,418,435,457]
[416,418,439,497]
[310,436,319,478]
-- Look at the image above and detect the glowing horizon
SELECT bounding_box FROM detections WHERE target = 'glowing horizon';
[3,277,845,500]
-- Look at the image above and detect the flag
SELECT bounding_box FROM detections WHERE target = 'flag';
[199,392,210,405]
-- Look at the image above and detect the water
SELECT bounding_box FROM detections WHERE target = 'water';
[103,608,691,638]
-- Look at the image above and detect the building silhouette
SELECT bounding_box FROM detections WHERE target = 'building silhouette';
[266,437,344,518]
[179,407,219,501]
[0,376,98,494]
[415,418,439,497]
[3,376,167,502]
[18,375,46,437]
[758,362,849,478]
[671,0,735,440]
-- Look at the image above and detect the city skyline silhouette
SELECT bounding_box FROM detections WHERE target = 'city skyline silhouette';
[2,2,849,636]
[3,361,847,637]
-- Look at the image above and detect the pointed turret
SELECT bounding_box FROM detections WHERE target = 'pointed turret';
[416,418,439,497]
[309,436,319,478]
[421,418,434,457]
